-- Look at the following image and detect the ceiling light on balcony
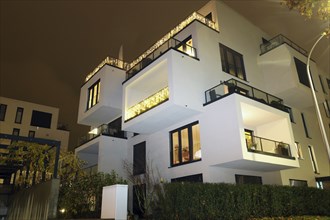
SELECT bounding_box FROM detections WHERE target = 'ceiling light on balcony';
[88,128,98,135]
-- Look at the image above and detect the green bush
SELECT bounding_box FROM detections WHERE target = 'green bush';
[153,183,330,220]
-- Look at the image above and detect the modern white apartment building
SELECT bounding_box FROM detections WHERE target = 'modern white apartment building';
[75,0,330,205]
[0,96,70,152]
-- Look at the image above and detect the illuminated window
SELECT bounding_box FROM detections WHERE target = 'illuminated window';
[219,43,246,80]
[308,145,319,174]
[294,142,303,159]
[170,121,201,166]
[0,104,7,121]
[245,129,255,150]
[176,36,195,57]
[87,80,100,110]
[15,107,24,124]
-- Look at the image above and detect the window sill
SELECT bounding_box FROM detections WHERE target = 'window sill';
[169,159,202,168]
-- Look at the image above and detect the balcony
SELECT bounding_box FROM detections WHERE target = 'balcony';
[258,34,320,109]
[202,83,299,171]
[75,122,128,177]
[78,61,126,126]
[245,134,293,159]
[204,79,287,112]
[126,37,197,81]
[122,48,203,133]
[78,122,127,147]
[260,34,307,56]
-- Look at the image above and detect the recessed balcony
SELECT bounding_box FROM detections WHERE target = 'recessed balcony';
[202,85,299,171]
[78,61,126,126]
[258,34,320,109]
[122,48,203,134]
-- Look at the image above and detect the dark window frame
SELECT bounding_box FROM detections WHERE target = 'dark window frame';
[0,104,7,121]
[171,173,203,183]
[289,179,308,187]
[319,75,327,94]
[30,110,52,129]
[235,174,262,185]
[170,121,201,166]
[219,43,247,81]
[308,145,319,174]
[284,106,295,123]
[301,113,311,138]
[12,128,20,136]
[133,141,146,175]
[294,57,316,90]
[15,107,24,124]
[323,100,330,118]
[87,80,100,110]
[28,130,35,138]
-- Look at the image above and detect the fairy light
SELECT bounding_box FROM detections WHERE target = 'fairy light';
[125,87,169,120]
[84,12,218,83]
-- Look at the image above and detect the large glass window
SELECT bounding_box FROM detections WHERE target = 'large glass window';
[133,141,146,175]
[219,43,246,80]
[294,57,315,89]
[0,104,7,121]
[15,107,24,124]
[87,80,100,110]
[170,121,201,166]
[30,110,52,128]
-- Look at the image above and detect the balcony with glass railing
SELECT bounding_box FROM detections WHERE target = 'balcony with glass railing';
[204,79,287,112]
[126,38,197,81]
[245,134,293,159]
[260,34,307,56]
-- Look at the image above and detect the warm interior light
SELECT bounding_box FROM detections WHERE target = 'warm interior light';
[125,87,169,120]
[59,208,66,214]
[88,128,99,135]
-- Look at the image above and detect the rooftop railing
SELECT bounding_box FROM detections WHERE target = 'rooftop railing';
[84,12,217,84]
[78,124,127,146]
[204,78,286,111]
[85,57,129,83]
[260,34,307,56]
[126,38,197,80]
[246,134,293,158]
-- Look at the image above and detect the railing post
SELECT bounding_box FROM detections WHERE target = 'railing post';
[260,137,264,152]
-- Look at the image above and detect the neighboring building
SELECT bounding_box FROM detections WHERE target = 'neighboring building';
[75,0,330,213]
[0,96,69,151]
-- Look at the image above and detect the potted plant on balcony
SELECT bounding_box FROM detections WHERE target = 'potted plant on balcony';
[277,142,289,156]
[248,142,257,150]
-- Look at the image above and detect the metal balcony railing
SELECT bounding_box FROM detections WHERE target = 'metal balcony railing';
[204,79,286,111]
[126,38,197,80]
[246,134,292,158]
[260,34,307,56]
[78,124,127,146]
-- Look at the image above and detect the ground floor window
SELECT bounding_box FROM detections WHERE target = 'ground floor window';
[133,184,146,218]
[235,174,262,185]
[171,173,203,183]
[289,179,308,187]
[170,121,201,166]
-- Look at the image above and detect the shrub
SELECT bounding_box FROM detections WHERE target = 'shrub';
[153,183,330,220]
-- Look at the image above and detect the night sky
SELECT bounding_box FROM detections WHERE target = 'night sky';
[1,0,329,150]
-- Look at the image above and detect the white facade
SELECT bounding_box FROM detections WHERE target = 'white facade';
[0,96,70,151]
[76,0,330,197]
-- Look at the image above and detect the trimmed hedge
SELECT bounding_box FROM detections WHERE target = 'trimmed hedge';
[152,183,330,220]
